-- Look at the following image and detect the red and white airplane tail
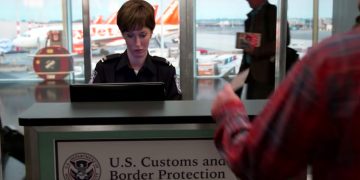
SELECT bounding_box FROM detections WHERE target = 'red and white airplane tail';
[105,12,117,25]
[156,0,179,25]
[92,15,103,24]
[153,4,159,19]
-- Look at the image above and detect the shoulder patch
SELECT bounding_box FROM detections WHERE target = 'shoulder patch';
[152,56,172,66]
[100,53,122,63]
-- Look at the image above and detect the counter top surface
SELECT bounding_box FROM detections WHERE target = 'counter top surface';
[19,100,266,126]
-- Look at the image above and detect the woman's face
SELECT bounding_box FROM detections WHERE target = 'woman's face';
[123,27,153,60]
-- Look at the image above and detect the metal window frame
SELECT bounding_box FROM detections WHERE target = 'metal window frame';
[179,0,195,100]
[79,0,323,97]
[275,0,288,86]
[62,0,73,53]
[82,0,92,83]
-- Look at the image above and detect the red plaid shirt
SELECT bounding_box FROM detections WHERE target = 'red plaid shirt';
[213,27,360,180]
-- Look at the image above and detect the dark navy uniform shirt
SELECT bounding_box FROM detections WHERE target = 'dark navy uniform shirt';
[90,51,182,100]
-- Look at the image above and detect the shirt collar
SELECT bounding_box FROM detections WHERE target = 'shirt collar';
[116,50,156,75]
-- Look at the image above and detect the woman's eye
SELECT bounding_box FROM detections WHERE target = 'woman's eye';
[139,33,147,38]
[125,33,134,38]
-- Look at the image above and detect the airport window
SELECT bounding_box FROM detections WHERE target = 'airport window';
[194,0,333,79]
[288,0,313,57]
[196,0,243,79]
[194,0,277,99]
[0,0,179,82]
[0,0,332,84]
[193,0,334,99]
[288,0,333,57]
[195,0,277,79]
[318,0,333,40]
[0,0,68,81]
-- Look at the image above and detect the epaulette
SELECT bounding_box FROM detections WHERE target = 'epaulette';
[152,56,172,66]
[100,53,122,63]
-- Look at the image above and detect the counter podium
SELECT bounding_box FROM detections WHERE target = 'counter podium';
[19,100,266,180]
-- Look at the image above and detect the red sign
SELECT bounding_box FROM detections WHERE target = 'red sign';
[33,46,74,80]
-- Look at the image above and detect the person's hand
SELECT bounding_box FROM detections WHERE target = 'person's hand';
[243,45,255,55]
[211,83,241,119]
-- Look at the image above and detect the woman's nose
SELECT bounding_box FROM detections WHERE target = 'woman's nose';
[135,36,141,46]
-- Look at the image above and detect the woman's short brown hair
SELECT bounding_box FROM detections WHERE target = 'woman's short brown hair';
[116,0,155,33]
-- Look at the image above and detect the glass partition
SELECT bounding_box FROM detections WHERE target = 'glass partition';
[288,0,333,58]
[0,0,77,81]
[0,0,342,95]
[195,0,278,99]
[0,1,358,179]
[193,0,334,99]
[318,0,333,40]
[288,0,313,58]
[0,0,179,82]
[195,0,245,78]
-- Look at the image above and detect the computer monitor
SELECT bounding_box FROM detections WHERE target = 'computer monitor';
[69,82,165,102]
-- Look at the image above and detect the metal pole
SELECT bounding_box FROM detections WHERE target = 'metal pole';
[275,0,288,86]
[61,0,73,53]
[160,0,164,57]
[0,127,2,180]
[179,0,195,100]
[82,0,92,83]
[313,0,319,45]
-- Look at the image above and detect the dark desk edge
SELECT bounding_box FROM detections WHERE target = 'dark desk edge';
[19,100,266,126]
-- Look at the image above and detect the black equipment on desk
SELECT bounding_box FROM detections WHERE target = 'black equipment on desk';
[69,82,165,102]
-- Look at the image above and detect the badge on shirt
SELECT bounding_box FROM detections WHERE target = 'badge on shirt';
[174,74,182,93]
[89,70,97,84]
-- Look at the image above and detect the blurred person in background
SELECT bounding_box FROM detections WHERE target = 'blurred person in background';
[237,0,297,99]
[236,0,278,99]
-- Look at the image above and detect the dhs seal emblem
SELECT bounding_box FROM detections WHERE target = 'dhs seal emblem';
[63,152,101,180]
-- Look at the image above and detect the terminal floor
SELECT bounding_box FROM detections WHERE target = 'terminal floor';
[0,78,229,180]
